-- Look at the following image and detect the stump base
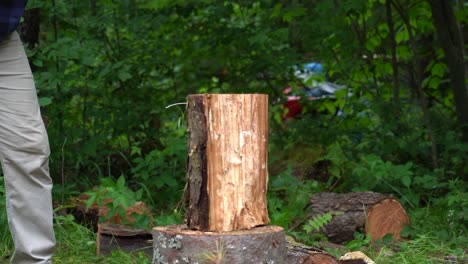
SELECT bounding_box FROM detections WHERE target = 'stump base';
[152,225,285,264]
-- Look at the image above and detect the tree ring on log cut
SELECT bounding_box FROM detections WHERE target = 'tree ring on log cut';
[365,197,410,242]
[152,225,285,264]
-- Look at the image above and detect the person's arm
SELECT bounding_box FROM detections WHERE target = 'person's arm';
[0,0,29,43]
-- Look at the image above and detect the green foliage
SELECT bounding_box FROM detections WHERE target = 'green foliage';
[368,206,468,264]
[53,214,99,263]
[303,212,340,234]
[26,0,301,219]
[0,176,13,261]
[433,179,468,239]
[53,214,150,263]
[352,154,418,206]
[268,166,320,230]
[346,232,372,251]
[84,176,151,229]
[130,120,187,209]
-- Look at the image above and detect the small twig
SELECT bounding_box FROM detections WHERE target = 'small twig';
[165,102,187,109]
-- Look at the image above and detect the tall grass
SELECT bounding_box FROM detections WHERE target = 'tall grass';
[0,176,13,262]
[366,206,467,264]
[52,214,150,264]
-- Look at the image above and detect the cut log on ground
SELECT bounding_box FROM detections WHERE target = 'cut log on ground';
[186,94,270,232]
[97,223,153,257]
[152,225,285,264]
[286,236,339,264]
[308,192,410,244]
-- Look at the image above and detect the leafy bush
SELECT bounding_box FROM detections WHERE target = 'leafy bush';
[84,176,152,229]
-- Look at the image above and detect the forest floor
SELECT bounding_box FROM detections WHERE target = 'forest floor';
[48,208,466,264]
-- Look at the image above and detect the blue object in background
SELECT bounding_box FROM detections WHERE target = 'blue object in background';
[303,62,324,73]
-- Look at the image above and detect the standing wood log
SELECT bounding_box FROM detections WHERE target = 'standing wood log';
[308,192,410,244]
[152,225,285,264]
[186,94,270,232]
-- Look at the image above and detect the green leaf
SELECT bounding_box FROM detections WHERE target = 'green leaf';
[85,195,97,210]
[431,62,446,77]
[401,175,411,187]
[395,28,409,43]
[117,175,126,190]
[118,70,132,82]
[39,97,53,106]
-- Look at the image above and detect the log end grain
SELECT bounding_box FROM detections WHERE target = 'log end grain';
[365,198,410,242]
[152,225,285,264]
[308,192,410,244]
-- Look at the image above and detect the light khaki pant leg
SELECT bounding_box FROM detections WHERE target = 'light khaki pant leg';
[0,32,55,264]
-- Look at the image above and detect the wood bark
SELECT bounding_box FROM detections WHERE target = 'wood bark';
[308,192,410,244]
[286,237,339,264]
[186,94,270,232]
[186,95,209,230]
[152,225,285,264]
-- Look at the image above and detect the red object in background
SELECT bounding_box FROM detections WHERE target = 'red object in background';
[283,99,302,119]
[282,87,302,119]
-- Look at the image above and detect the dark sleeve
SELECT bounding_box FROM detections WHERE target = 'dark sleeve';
[0,0,29,43]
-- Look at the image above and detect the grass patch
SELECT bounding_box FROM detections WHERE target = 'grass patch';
[354,205,467,264]
[53,215,150,264]
[1,206,466,263]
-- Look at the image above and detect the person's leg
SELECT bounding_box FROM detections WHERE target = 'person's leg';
[0,32,55,264]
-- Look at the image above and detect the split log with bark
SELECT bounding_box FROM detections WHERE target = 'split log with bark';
[285,236,377,264]
[153,94,286,263]
[285,236,339,264]
[185,94,270,232]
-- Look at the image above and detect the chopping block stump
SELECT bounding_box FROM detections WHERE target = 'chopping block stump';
[152,225,285,264]
[152,94,285,263]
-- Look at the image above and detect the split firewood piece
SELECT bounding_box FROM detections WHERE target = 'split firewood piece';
[186,94,270,232]
[309,192,410,243]
[339,251,375,264]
